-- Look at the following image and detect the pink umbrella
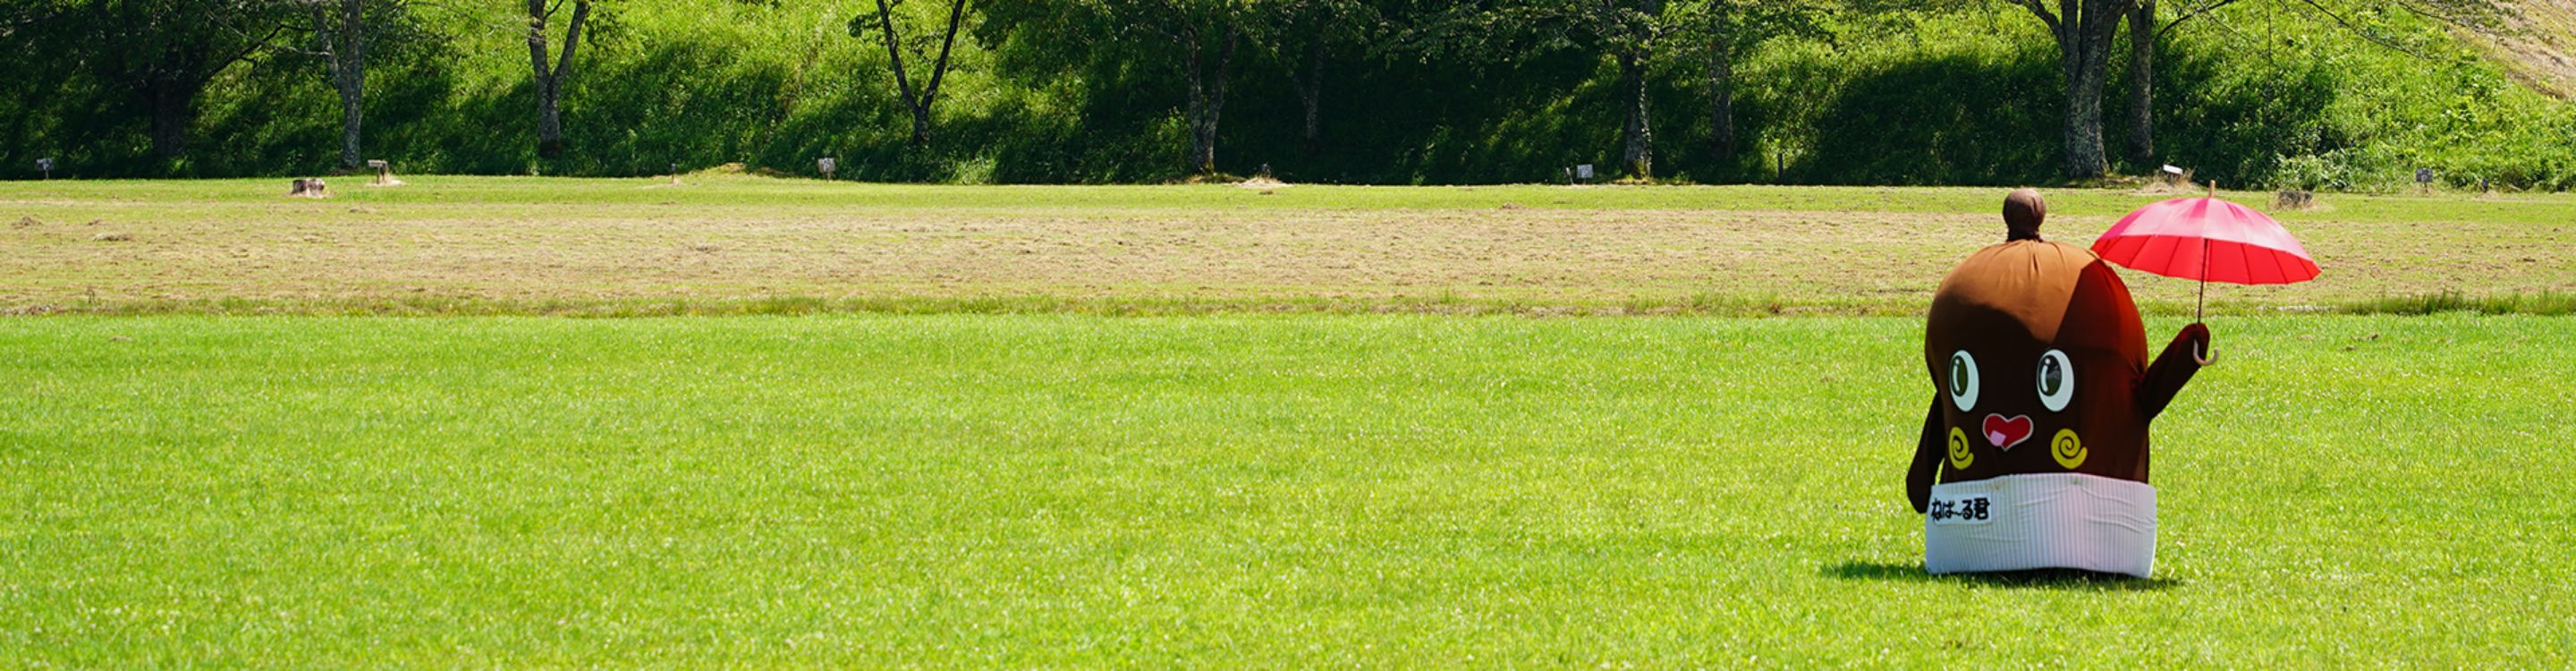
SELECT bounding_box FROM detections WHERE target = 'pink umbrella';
[2092,195,2320,321]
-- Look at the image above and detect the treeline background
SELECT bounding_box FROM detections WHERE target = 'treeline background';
[4,0,2572,189]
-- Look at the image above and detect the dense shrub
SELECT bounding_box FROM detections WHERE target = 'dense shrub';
[3,1,2569,189]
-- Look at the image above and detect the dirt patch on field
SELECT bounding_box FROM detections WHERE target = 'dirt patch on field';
[3,197,2571,314]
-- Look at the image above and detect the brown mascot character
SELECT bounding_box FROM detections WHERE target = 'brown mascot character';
[1908,189,2210,577]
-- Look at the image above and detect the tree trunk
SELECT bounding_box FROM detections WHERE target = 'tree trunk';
[338,70,364,170]
[1182,22,1235,175]
[873,0,967,146]
[1619,51,1653,180]
[1182,28,1208,174]
[1207,27,1234,174]
[331,0,366,170]
[2054,4,2123,181]
[526,0,587,158]
[146,78,196,160]
[2124,0,2156,166]
[2062,62,2108,180]
[919,0,967,145]
[527,0,559,157]
[1706,40,1734,162]
[536,81,564,157]
[1297,30,1325,157]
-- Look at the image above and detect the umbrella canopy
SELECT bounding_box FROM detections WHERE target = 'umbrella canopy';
[2091,197,2319,285]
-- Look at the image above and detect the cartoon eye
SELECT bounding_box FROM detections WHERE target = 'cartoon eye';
[1946,350,1980,412]
[2036,349,2075,412]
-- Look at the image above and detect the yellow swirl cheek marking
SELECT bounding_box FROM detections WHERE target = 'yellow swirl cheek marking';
[1946,427,1974,471]
[2051,429,2088,469]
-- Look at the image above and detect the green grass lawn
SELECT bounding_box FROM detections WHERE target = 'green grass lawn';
[5,313,2569,666]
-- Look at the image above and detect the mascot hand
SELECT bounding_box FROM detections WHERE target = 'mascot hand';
[2176,322,2212,364]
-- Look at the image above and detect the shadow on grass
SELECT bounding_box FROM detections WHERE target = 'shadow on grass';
[1826,560,2180,591]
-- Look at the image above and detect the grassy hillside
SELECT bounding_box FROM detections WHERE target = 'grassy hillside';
[4,0,2571,189]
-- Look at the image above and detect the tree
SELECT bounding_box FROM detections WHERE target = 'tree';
[1456,0,1673,179]
[2124,0,2157,166]
[313,0,367,170]
[61,0,299,160]
[2117,0,2260,166]
[1515,0,1816,180]
[1595,0,1667,179]
[298,0,426,171]
[300,0,408,170]
[525,0,592,157]
[1258,0,1373,157]
[982,0,1253,175]
[1423,0,1683,179]
[2005,0,2140,180]
[1168,2,1248,175]
[1676,0,1827,165]
[858,0,972,145]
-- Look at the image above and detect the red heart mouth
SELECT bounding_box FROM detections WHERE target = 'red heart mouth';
[1982,414,2034,451]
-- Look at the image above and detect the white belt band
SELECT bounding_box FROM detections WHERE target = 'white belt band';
[1924,473,2157,578]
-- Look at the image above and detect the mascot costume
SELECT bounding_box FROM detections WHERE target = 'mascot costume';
[1908,190,2211,577]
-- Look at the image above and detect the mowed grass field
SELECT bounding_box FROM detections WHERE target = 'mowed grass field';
[4,175,2573,315]
[4,179,2573,665]
[3,314,2571,666]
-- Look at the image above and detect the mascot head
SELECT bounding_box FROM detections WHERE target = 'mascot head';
[2004,188,2046,241]
[1925,192,2152,483]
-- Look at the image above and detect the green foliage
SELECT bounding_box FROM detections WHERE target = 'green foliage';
[1784,30,2063,185]
[1,0,2570,187]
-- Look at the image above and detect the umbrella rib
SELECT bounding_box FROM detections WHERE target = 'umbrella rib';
[2275,247,2304,284]
[2144,235,2184,277]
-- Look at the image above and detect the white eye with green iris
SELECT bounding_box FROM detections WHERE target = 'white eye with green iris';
[1946,350,1980,412]
[2036,349,2074,412]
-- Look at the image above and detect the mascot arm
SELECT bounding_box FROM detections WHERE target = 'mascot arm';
[2138,322,2212,419]
[1908,396,1945,514]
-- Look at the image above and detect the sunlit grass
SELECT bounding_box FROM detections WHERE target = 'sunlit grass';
[4,314,2568,666]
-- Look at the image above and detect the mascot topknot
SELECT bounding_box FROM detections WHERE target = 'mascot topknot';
[1908,189,2211,577]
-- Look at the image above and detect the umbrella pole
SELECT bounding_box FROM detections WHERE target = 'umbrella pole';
[2196,276,2206,322]
[2199,181,2214,324]
[2196,238,2208,323]
[2196,237,2212,362]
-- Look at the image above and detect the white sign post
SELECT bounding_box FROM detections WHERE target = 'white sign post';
[1575,164,1594,183]
[818,157,837,180]
[36,157,53,180]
